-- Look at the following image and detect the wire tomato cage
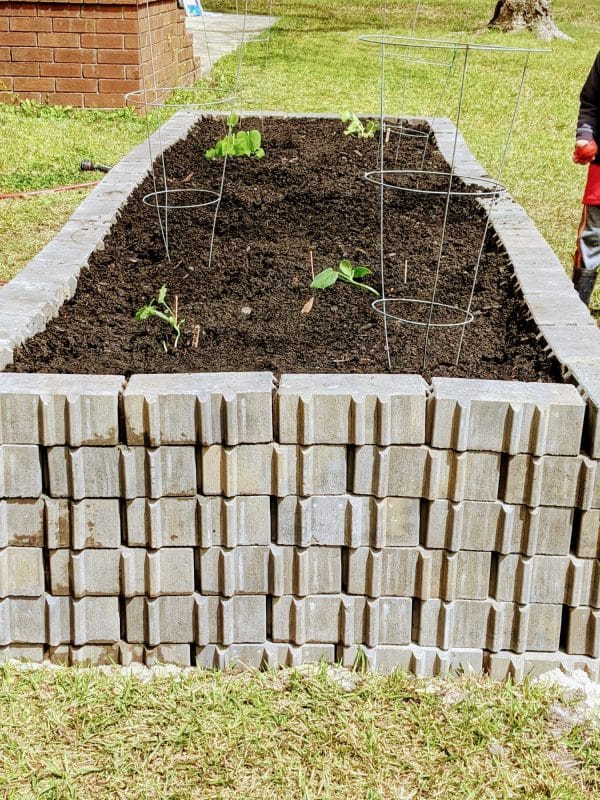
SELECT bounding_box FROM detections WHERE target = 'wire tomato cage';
[360,26,548,371]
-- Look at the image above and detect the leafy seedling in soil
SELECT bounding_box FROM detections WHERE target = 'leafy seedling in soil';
[135,284,185,351]
[311,259,380,297]
[341,112,380,139]
[205,113,265,160]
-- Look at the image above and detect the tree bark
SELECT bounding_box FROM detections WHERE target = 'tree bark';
[488,0,571,41]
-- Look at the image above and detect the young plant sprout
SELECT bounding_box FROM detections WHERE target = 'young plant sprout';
[341,112,380,139]
[135,284,184,351]
[205,113,265,160]
[311,259,380,297]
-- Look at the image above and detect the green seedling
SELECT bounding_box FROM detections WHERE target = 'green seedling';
[341,112,380,139]
[135,284,184,351]
[205,113,265,160]
[311,259,380,297]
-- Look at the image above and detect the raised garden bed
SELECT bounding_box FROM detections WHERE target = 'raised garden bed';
[7,116,557,381]
[1,112,600,678]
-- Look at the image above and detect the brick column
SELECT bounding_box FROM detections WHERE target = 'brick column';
[0,0,199,107]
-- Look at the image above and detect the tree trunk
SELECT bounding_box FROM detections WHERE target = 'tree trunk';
[488,0,571,41]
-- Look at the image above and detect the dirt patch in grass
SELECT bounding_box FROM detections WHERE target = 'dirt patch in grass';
[8,117,560,381]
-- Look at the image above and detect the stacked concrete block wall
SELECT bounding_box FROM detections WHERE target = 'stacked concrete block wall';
[0,0,199,108]
[1,370,600,679]
[2,111,600,679]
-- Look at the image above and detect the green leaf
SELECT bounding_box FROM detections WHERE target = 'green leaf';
[311,268,339,290]
[157,285,167,305]
[135,306,153,321]
[248,129,262,151]
[204,148,216,160]
[255,147,265,159]
[338,259,354,279]
[353,266,372,278]
[226,113,239,128]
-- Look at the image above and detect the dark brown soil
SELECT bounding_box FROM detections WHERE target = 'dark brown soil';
[9,117,560,381]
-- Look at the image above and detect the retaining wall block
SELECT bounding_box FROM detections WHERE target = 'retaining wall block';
[0,547,45,597]
[121,548,196,597]
[575,509,600,558]
[124,495,271,548]
[413,598,562,653]
[0,499,45,548]
[123,372,274,446]
[352,446,500,501]
[44,498,71,549]
[199,545,342,597]
[541,325,600,367]
[47,446,198,499]
[485,651,600,681]
[271,595,412,646]
[423,499,573,556]
[565,607,600,658]
[0,445,42,498]
[0,374,124,446]
[563,359,600,458]
[0,645,45,663]
[346,547,490,600]
[503,454,599,509]
[195,643,336,670]
[493,554,600,607]
[0,595,70,646]
[428,378,585,456]
[45,498,121,549]
[276,495,420,548]
[277,374,427,445]
[201,444,347,497]
[125,594,266,646]
[72,596,120,645]
[340,644,484,676]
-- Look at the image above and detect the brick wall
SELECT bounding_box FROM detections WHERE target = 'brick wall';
[0,0,199,107]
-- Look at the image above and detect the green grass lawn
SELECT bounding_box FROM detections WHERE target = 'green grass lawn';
[0,663,598,800]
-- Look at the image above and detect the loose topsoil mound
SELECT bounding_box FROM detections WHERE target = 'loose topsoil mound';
[9,117,560,381]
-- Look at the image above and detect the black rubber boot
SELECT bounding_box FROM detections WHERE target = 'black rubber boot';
[573,268,598,306]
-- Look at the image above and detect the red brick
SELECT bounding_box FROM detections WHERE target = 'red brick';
[81,6,123,18]
[0,19,8,33]
[54,48,96,63]
[37,5,79,18]
[38,32,80,47]
[0,31,36,46]
[13,76,55,92]
[12,46,53,62]
[10,17,52,32]
[53,18,96,33]
[46,91,84,106]
[55,77,97,92]
[83,63,125,79]
[96,18,137,34]
[41,62,82,78]
[84,92,127,108]
[98,77,137,93]
[125,64,141,80]
[81,33,123,48]
[0,46,9,61]
[98,48,137,64]
[0,86,16,98]
[3,4,39,17]
[123,34,139,49]
[6,61,40,76]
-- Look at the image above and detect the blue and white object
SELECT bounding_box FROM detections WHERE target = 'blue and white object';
[184,0,203,16]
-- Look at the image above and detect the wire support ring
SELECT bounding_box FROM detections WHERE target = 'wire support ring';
[383,122,430,140]
[124,89,235,110]
[142,188,221,210]
[357,33,550,54]
[372,297,475,329]
[364,169,507,198]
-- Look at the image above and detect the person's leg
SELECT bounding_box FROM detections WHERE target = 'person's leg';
[573,205,600,305]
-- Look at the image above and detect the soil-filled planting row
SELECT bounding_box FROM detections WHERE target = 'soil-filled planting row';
[8,117,559,381]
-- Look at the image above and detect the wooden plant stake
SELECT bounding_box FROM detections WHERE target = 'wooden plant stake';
[192,324,201,349]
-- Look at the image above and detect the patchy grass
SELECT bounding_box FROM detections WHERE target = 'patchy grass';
[0,664,598,800]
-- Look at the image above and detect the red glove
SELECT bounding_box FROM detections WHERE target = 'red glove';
[574,139,598,164]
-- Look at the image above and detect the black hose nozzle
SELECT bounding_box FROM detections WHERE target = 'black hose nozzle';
[80,160,112,173]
